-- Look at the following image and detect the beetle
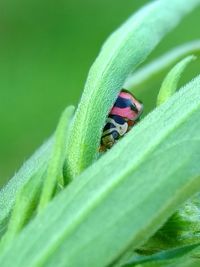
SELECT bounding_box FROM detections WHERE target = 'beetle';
[100,89,143,151]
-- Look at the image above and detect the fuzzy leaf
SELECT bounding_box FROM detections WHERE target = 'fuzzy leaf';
[38,106,74,212]
[0,169,45,249]
[66,0,200,178]
[0,137,53,238]
[0,76,200,267]
[157,55,196,106]
[0,106,74,238]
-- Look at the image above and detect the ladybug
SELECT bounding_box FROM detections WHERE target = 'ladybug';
[100,89,143,150]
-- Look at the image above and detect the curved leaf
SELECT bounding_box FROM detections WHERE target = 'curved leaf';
[0,137,53,238]
[0,169,45,249]
[0,106,74,238]
[1,105,74,249]
[0,76,200,267]
[157,55,196,106]
[66,0,200,178]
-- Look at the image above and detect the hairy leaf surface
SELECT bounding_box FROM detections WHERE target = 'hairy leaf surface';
[0,76,200,267]
[66,0,200,178]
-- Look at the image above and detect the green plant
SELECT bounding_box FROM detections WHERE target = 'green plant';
[0,0,200,266]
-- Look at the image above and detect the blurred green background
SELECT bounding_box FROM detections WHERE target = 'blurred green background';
[0,0,199,187]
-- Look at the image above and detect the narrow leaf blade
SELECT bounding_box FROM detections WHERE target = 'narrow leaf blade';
[0,169,45,249]
[157,55,196,106]
[38,106,74,212]
[122,244,200,267]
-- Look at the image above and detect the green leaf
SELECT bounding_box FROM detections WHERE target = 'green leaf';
[0,137,53,238]
[125,40,200,90]
[38,106,74,212]
[114,194,200,266]
[122,243,200,267]
[157,55,196,106]
[66,0,200,178]
[0,104,74,248]
[144,193,200,253]
[0,106,74,238]
[0,76,200,267]
[0,169,45,249]
[164,245,200,267]
[131,259,175,267]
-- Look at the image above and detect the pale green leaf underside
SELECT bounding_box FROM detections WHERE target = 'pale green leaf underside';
[157,55,196,106]
[66,0,200,178]
[0,76,200,267]
[125,40,200,90]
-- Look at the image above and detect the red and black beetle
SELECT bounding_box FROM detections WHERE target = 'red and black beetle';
[100,89,143,150]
